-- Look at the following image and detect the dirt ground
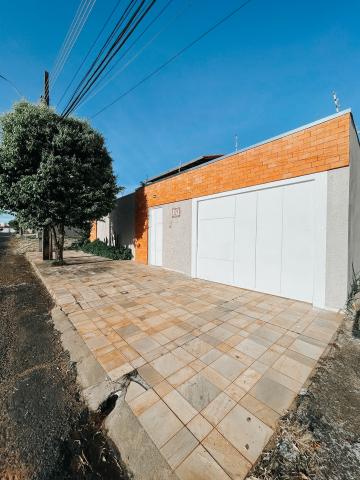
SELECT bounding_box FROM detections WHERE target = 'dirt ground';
[0,233,130,480]
[248,310,360,480]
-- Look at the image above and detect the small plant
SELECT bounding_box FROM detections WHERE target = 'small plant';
[346,264,360,337]
[76,239,132,260]
[346,264,360,312]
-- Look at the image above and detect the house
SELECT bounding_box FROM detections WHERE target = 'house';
[93,109,360,311]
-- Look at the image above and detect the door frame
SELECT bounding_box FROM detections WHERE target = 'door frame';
[191,172,328,308]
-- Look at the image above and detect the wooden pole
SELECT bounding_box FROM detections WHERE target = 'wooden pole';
[42,71,51,260]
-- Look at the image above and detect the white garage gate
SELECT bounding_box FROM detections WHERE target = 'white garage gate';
[195,179,316,303]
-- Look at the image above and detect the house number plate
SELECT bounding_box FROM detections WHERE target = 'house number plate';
[172,207,181,218]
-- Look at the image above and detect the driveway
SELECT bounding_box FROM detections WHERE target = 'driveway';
[29,250,342,480]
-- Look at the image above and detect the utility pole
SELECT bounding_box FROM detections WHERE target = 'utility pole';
[42,71,51,260]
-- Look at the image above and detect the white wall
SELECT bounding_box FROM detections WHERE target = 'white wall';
[348,122,360,286]
[96,216,110,243]
[325,167,350,310]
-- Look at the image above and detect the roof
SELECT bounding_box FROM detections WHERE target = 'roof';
[143,109,353,186]
[144,155,223,184]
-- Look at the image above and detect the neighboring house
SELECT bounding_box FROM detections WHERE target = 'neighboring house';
[94,110,360,311]
[0,224,15,233]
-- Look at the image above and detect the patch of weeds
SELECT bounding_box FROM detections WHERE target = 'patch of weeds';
[346,264,360,337]
[249,408,319,480]
[68,239,132,261]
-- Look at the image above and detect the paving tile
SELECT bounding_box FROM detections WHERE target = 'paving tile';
[151,352,186,378]
[249,376,296,414]
[253,325,283,343]
[172,346,196,364]
[138,400,183,448]
[108,362,133,380]
[189,359,207,372]
[225,383,247,402]
[202,392,236,426]
[97,350,127,371]
[137,364,164,387]
[178,373,221,411]
[239,394,280,429]
[235,338,268,359]
[116,323,141,339]
[153,379,173,397]
[258,348,282,366]
[200,348,223,365]
[264,368,303,393]
[288,337,326,360]
[272,350,316,383]
[85,334,111,351]
[210,354,247,381]
[187,414,213,441]
[128,389,159,416]
[228,349,254,366]
[163,389,198,423]
[125,381,147,402]
[234,367,262,392]
[218,404,273,464]
[131,336,161,355]
[183,338,213,358]
[167,366,197,387]
[203,429,252,480]
[160,427,199,469]
[176,445,231,480]
[201,366,232,390]
[162,325,188,341]
[131,356,146,368]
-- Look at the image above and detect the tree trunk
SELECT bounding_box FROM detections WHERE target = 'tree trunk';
[51,224,65,264]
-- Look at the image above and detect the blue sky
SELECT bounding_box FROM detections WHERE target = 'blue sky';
[1,0,360,222]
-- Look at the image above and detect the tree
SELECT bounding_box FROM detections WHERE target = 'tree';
[8,219,19,232]
[0,101,119,263]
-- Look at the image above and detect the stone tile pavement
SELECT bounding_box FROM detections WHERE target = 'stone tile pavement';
[28,251,342,480]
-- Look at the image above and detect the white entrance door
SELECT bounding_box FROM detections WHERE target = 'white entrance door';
[149,207,163,266]
[196,180,315,303]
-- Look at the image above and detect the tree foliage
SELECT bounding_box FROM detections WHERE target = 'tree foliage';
[8,219,19,232]
[0,101,119,261]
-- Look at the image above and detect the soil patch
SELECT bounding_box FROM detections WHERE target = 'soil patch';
[0,233,131,480]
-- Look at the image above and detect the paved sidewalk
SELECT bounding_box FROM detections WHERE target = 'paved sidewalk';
[29,251,342,480]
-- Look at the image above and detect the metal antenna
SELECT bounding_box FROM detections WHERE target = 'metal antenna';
[235,134,239,152]
[332,91,340,113]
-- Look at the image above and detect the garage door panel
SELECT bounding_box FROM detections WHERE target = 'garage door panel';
[198,196,235,220]
[281,182,314,302]
[255,188,282,295]
[234,192,257,289]
[197,218,234,261]
[197,258,234,285]
[195,180,316,303]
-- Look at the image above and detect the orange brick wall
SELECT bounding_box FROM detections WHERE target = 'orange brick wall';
[89,221,97,241]
[135,113,351,264]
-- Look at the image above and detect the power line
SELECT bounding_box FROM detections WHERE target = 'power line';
[77,0,183,110]
[62,0,157,117]
[61,0,139,113]
[0,73,23,98]
[91,0,254,119]
[49,0,96,90]
[56,0,123,107]
[48,0,89,89]
[50,0,94,87]
[62,0,154,116]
